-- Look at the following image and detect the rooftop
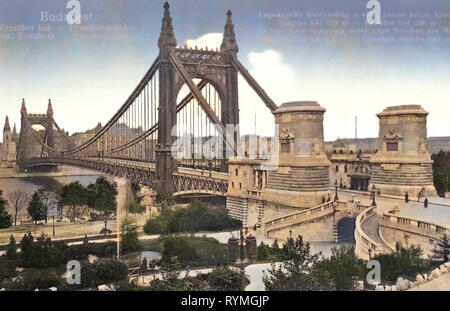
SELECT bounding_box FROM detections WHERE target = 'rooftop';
[377,105,428,117]
[273,101,326,114]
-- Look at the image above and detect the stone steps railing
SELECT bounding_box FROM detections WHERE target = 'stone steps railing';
[263,201,342,234]
[355,206,383,260]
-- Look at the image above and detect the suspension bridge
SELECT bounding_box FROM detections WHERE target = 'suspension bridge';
[16,2,277,197]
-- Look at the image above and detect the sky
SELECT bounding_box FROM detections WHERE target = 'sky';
[0,0,449,142]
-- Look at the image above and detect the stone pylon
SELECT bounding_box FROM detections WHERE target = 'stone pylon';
[155,2,178,192]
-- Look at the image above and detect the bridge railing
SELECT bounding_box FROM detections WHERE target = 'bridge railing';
[354,206,382,260]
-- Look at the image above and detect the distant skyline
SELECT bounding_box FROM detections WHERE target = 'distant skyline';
[0,0,449,142]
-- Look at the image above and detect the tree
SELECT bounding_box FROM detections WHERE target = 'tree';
[205,266,249,291]
[0,190,12,229]
[263,236,333,291]
[38,187,59,223]
[432,234,450,263]
[432,151,450,196]
[60,181,87,222]
[120,217,142,254]
[87,177,117,230]
[6,235,17,261]
[27,191,47,234]
[7,190,29,226]
[373,245,432,283]
[315,245,366,291]
[20,233,34,267]
[155,190,173,206]
[127,199,146,219]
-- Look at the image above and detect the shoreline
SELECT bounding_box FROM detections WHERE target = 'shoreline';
[0,167,103,179]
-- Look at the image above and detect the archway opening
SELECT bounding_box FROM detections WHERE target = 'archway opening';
[175,80,223,170]
[337,217,356,244]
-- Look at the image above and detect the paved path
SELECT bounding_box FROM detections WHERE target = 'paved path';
[360,214,392,252]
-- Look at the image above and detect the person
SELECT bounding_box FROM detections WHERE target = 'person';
[405,192,409,203]
[424,198,429,208]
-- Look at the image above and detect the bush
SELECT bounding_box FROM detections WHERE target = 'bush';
[80,258,128,289]
[257,241,282,262]
[373,245,437,283]
[0,257,16,286]
[19,233,69,269]
[160,236,228,268]
[119,265,249,291]
[144,200,241,235]
[201,266,249,291]
[156,191,173,205]
[315,245,366,291]
[6,268,61,291]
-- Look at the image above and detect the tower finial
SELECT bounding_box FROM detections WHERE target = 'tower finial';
[158,2,177,50]
[221,10,238,54]
[47,98,53,116]
[21,98,27,114]
[4,115,10,132]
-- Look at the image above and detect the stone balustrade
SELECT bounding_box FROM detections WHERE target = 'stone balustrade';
[263,201,336,234]
[355,206,381,260]
[380,213,450,243]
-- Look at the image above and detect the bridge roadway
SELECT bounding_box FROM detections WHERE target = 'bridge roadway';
[23,157,229,196]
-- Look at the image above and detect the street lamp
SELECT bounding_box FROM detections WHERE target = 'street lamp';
[372,184,377,207]
[334,180,339,201]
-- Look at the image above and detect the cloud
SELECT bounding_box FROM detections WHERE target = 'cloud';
[237,49,450,141]
[185,33,223,50]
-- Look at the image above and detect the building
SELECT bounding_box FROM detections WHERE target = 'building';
[369,105,436,197]
[328,105,437,198]
[0,116,17,168]
[227,101,331,231]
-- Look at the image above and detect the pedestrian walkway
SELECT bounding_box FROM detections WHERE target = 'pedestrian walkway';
[337,190,450,228]
[360,214,392,253]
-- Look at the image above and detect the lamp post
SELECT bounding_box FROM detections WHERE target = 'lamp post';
[371,184,377,207]
[334,180,339,201]
[52,215,55,236]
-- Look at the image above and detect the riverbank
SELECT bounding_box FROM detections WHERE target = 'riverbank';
[0,166,101,178]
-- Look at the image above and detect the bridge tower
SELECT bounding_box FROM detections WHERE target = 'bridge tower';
[370,105,437,197]
[46,99,55,150]
[155,2,240,192]
[155,1,178,193]
[17,98,59,171]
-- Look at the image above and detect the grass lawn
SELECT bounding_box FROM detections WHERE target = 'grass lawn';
[0,219,118,246]
[123,236,229,268]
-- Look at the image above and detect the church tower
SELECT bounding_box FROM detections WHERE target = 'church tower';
[3,115,11,143]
